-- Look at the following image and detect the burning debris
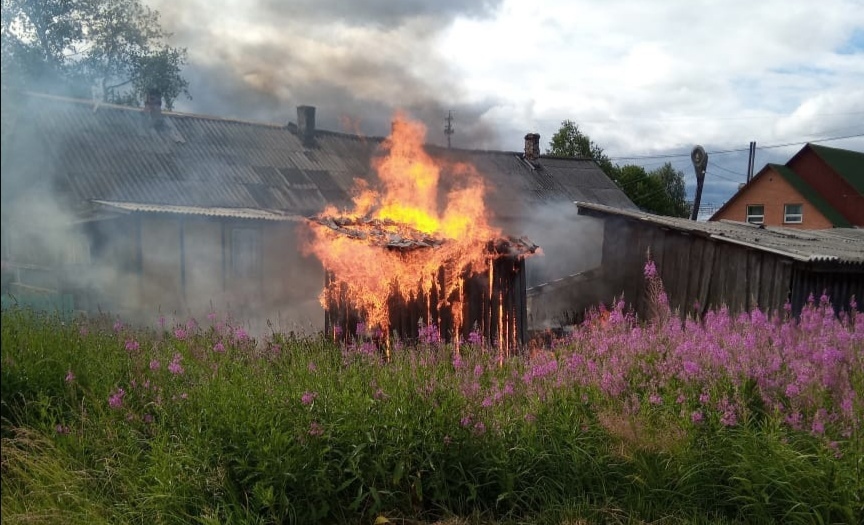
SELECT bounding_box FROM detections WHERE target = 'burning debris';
[308,215,446,250]
[303,112,539,357]
[308,214,539,255]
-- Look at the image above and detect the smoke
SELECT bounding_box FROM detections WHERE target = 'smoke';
[513,201,605,287]
[0,90,325,335]
[149,0,506,148]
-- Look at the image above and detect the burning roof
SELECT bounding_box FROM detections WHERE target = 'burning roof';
[303,112,539,354]
[308,214,539,255]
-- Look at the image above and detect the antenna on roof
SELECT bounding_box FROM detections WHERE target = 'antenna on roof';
[445,110,455,149]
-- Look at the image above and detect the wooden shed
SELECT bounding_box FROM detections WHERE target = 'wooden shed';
[529,202,864,328]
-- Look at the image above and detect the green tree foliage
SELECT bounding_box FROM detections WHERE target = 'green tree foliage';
[547,119,616,176]
[1,0,189,109]
[649,162,691,218]
[547,120,690,218]
[614,163,691,218]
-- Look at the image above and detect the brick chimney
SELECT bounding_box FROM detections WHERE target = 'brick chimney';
[144,89,162,117]
[524,133,540,161]
[297,105,316,144]
[143,89,163,128]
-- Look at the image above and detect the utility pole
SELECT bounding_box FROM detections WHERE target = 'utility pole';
[690,145,708,221]
[746,141,756,182]
[444,110,455,149]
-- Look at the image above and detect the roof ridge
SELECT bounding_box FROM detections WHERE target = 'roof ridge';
[18,90,291,129]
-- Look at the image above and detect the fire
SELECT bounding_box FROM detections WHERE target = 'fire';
[304,112,522,348]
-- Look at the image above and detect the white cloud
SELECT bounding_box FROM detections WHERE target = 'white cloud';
[151,0,863,204]
[440,0,864,159]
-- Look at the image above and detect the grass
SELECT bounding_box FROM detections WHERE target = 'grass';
[1,297,861,524]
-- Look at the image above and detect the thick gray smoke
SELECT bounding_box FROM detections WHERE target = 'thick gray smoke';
[151,0,505,148]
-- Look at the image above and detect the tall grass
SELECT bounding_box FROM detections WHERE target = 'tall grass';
[2,275,861,524]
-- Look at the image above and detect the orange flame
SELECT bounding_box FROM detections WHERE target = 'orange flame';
[304,112,501,340]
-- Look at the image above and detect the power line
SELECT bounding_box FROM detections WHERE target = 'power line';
[608,132,864,161]
[526,110,864,125]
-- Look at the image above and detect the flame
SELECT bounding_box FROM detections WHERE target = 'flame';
[304,112,501,341]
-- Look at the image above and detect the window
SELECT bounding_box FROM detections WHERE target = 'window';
[784,203,803,224]
[231,227,261,279]
[746,204,764,224]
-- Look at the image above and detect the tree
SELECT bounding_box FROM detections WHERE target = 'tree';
[547,120,690,217]
[1,0,189,109]
[615,163,690,218]
[649,162,690,218]
[547,119,616,177]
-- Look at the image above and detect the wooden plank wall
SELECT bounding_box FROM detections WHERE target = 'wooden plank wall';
[325,256,528,348]
[598,216,803,319]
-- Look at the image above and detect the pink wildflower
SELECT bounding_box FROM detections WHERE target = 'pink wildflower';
[308,421,324,437]
[213,342,225,353]
[65,370,75,383]
[301,391,318,405]
[174,328,187,340]
[108,388,125,409]
[149,359,161,371]
[168,353,184,375]
[125,339,139,352]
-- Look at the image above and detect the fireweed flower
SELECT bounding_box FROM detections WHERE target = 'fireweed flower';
[113,320,124,332]
[168,353,184,375]
[149,359,161,371]
[213,342,225,353]
[468,329,483,346]
[308,421,324,437]
[301,391,318,405]
[108,388,125,409]
[174,328,187,340]
[418,322,441,344]
[690,411,704,424]
[65,370,75,383]
[125,339,140,352]
[644,259,658,279]
[234,327,249,342]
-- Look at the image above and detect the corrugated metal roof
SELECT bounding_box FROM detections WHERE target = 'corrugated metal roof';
[2,92,635,223]
[93,200,303,221]
[576,201,864,264]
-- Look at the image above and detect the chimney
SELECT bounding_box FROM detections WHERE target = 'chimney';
[144,89,162,118]
[524,133,540,161]
[297,105,316,144]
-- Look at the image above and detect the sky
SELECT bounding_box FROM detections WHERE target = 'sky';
[152,0,864,208]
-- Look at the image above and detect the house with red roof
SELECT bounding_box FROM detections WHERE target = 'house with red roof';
[710,143,863,228]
